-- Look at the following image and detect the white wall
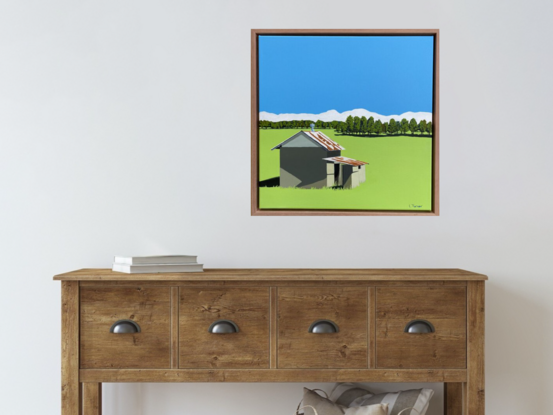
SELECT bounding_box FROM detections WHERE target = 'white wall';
[1,0,552,414]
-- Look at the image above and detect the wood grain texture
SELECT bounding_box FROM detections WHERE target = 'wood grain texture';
[79,280,469,288]
[80,368,467,383]
[55,268,487,281]
[368,287,376,369]
[462,383,467,414]
[55,268,484,415]
[432,29,440,215]
[270,287,278,368]
[252,210,440,217]
[80,287,171,369]
[278,287,368,368]
[252,29,440,35]
[251,28,259,215]
[61,281,82,415]
[466,281,485,415]
[179,288,270,368]
[444,383,463,415]
[83,383,101,415]
[61,281,81,415]
[376,287,467,369]
[250,29,439,216]
[171,287,179,369]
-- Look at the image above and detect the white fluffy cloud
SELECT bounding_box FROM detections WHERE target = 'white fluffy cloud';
[259,109,432,123]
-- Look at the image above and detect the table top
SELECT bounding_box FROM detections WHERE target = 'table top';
[53,268,488,281]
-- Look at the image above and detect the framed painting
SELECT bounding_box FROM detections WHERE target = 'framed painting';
[251,29,439,216]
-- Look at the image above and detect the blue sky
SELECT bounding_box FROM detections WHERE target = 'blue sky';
[259,35,434,115]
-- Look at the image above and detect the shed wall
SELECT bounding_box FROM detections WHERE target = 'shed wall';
[280,148,340,188]
[342,165,362,189]
[359,165,366,183]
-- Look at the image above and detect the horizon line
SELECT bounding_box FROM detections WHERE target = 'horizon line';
[260,108,432,116]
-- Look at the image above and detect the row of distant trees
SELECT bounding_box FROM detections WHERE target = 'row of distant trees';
[339,115,432,136]
[258,115,432,136]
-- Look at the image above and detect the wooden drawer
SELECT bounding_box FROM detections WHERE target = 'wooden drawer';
[80,287,172,369]
[179,288,270,368]
[277,287,368,368]
[376,287,467,369]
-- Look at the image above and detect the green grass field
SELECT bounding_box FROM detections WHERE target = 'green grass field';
[259,129,433,211]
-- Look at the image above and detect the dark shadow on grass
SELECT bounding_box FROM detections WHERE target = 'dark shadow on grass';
[259,178,345,189]
[259,177,280,187]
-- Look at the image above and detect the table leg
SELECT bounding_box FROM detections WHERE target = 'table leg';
[62,281,81,415]
[83,383,102,415]
[466,281,485,414]
[444,382,463,415]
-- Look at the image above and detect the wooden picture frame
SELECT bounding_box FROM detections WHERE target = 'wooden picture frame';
[251,29,439,216]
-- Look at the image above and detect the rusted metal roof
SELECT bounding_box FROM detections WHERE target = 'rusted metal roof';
[271,131,345,151]
[304,131,344,151]
[322,156,369,166]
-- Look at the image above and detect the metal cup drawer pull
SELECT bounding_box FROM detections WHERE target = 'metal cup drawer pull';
[404,319,435,334]
[308,319,339,334]
[110,319,141,334]
[208,319,240,334]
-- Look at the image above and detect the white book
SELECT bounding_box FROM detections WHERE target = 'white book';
[114,255,197,265]
[112,263,204,274]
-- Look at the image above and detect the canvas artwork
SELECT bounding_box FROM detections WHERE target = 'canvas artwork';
[251,30,439,216]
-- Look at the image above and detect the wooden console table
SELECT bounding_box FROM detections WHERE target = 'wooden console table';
[54,268,486,415]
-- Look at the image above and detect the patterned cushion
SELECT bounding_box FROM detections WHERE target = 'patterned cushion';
[303,388,344,415]
[330,383,373,406]
[344,404,388,415]
[330,383,434,415]
[302,388,388,415]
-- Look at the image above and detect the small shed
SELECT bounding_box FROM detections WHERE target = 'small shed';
[271,129,368,189]
[322,156,368,189]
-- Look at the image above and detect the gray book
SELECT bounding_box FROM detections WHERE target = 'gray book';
[114,255,197,265]
[112,263,204,274]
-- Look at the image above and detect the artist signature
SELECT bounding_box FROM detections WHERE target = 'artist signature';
[409,204,423,208]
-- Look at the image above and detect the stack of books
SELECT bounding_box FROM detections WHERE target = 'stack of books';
[112,255,203,273]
